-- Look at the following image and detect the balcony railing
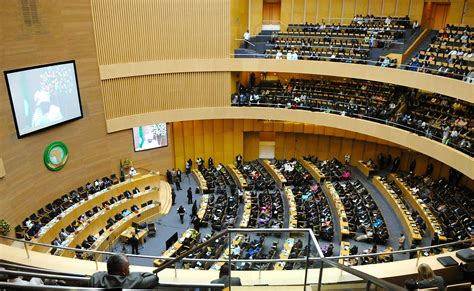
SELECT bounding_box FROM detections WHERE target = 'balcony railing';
[2,229,473,290]
[230,101,474,157]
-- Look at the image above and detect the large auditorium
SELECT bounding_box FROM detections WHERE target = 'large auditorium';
[0,0,473,290]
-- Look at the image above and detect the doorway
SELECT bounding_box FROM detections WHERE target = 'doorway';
[263,0,281,30]
[421,2,450,29]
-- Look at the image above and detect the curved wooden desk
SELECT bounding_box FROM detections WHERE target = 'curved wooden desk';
[226,164,248,189]
[262,160,287,188]
[240,191,253,228]
[153,228,200,267]
[298,158,326,183]
[284,188,298,229]
[32,172,160,252]
[373,176,422,242]
[389,174,447,242]
[322,182,350,237]
[192,169,208,192]
[83,201,161,261]
[57,188,160,257]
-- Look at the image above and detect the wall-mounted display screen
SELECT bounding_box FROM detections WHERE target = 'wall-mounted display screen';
[132,123,168,151]
[4,61,83,138]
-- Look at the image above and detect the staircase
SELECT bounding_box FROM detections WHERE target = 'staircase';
[234,30,274,58]
[403,29,438,64]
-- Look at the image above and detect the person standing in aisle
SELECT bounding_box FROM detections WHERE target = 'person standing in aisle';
[177,206,186,224]
[187,187,193,204]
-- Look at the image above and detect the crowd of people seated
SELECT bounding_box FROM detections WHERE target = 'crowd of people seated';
[407,24,473,81]
[193,162,240,231]
[335,180,389,244]
[231,77,473,156]
[398,93,473,154]
[264,15,412,62]
[277,158,335,241]
[239,161,283,228]
[378,175,426,238]
[396,171,473,244]
[15,174,120,240]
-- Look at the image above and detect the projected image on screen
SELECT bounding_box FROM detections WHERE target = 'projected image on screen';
[133,123,168,151]
[5,61,83,138]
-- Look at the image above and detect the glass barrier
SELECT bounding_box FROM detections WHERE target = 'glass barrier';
[1,231,472,290]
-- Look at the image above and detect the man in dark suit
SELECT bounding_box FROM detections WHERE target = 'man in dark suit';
[211,263,242,287]
[187,187,193,204]
[176,169,182,182]
[129,231,139,255]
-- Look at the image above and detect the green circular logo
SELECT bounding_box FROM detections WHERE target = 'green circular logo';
[44,141,69,171]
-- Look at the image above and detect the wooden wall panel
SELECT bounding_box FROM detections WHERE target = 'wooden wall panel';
[244,132,260,161]
[251,0,264,35]
[203,120,215,160]
[306,0,318,23]
[101,72,231,119]
[231,0,250,51]
[90,0,230,65]
[294,0,306,23]
[272,0,430,26]
[342,0,357,24]
[330,0,344,22]
[0,0,174,231]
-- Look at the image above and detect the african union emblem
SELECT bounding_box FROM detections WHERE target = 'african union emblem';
[44,141,69,171]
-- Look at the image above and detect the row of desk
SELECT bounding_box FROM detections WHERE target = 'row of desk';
[322,182,350,237]
[273,238,295,271]
[209,234,245,271]
[154,228,200,267]
[192,169,208,192]
[284,187,298,229]
[33,172,160,251]
[197,194,209,220]
[226,164,248,189]
[77,202,160,260]
[262,160,287,188]
[339,241,351,265]
[51,188,159,255]
[240,191,253,228]
[373,176,423,242]
[389,174,447,242]
[297,158,326,183]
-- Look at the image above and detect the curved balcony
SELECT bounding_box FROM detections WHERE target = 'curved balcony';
[99,59,474,102]
[106,107,474,179]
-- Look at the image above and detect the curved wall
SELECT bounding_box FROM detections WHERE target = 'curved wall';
[99,59,474,103]
[106,107,474,180]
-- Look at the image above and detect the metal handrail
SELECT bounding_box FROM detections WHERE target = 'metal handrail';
[230,102,474,156]
[235,38,256,47]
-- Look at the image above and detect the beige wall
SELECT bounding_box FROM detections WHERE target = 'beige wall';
[242,0,472,34]
[90,0,230,64]
[0,1,173,231]
[247,0,425,32]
